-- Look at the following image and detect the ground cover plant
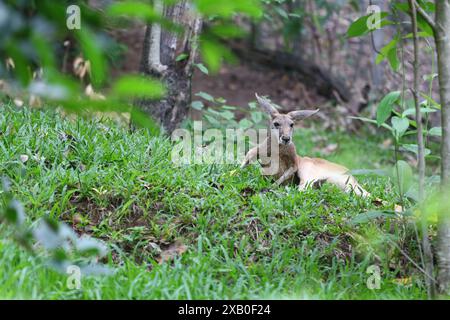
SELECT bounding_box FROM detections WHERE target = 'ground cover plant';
[0,103,427,299]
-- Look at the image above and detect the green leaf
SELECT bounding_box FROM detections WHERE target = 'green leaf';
[130,108,160,135]
[209,24,247,38]
[347,15,370,38]
[403,31,432,39]
[423,73,438,82]
[204,114,221,127]
[376,38,399,71]
[251,111,263,124]
[191,101,204,110]
[429,127,442,137]
[349,116,393,132]
[238,118,253,130]
[200,38,236,73]
[391,116,410,139]
[112,75,165,99]
[32,35,57,71]
[386,45,400,71]
[376,91,400,126]
[420,93,441,109]
[218,110,234,120]
[401,144,431,157]
[351,210,398,225]
[222,105,236,110]
[392,160,413,196]
[195,91,215,102]
[393,3,409,12]
[75,29,107,86]
[106,1,159,22]
[6,44,31,86]
[402,107,437,117]
[248,102,257,109]
[417,14,434,37]
[346,12,389,38]
[4,200,25,226]
[195,63,209,75]
[274,6,289,19]
[176,53,189,62]
[75,237,107,257]
[196,0,262,18]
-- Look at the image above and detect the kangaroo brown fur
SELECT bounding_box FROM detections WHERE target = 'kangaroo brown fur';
[241,93,370,197]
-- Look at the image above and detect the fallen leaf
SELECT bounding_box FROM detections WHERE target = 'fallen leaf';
[157,240,188,264]
[392,277,412,286]
[19,154,29,163]
[13,99,24,107]
[148,242,161,252]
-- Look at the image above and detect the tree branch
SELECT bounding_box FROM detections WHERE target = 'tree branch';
[413,0,436,32]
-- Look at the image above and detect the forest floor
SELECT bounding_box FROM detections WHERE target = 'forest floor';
[0,103,427,299]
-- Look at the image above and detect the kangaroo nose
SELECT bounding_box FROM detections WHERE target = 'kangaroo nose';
[282,136,290,143]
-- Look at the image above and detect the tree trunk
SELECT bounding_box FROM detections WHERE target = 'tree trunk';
[435,0,450,294]
[409,0,436,299]
[139,0,202,134]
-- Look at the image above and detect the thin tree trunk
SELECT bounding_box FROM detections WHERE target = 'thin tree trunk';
[409,0,436,299]
[370,0,385,94]
[435,0,450,295]
[139,0,202,134]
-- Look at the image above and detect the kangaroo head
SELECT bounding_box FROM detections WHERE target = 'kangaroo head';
[255,93,319,146]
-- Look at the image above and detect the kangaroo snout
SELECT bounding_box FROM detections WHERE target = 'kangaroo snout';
[281,136,291,145]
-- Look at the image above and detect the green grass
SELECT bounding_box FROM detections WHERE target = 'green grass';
[0,104,427,299]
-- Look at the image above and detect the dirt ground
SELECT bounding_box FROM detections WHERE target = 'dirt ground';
[108,21,327,113]
[191,62,327,111]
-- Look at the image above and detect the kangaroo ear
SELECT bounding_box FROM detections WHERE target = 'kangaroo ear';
[288,109,319,121]
[255,93,279,118]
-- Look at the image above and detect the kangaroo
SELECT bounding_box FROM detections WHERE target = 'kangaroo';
[240,94,370,197]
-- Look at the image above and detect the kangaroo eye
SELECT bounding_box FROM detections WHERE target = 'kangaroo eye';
[289,123,294,128]
[273,122,280,128]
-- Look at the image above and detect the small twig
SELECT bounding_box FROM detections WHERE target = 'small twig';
[386,237,437,284]
[412,0,436,32]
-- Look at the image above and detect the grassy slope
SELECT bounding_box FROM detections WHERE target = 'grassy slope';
[0,104,425,299]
